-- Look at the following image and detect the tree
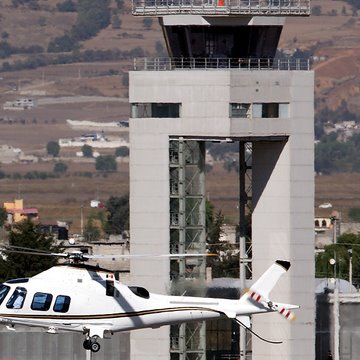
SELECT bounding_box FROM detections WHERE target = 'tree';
[46,141,60,157]
[115,0,124,10]
[115,146,129,157]
[155,41,166,57]
[105,195,129,235]
[349,208,360,222]
[143,17,153,30]
[95,155,117,172]
[206,202,239,278]
[0,41,13,59]
[0,220,61,282]
[311,5,322,16]
[71,0,111,41]
[122,73,129,87]
[0,207,7,227]
[315,233,360,287]
[53,162,68,173]
[56,0,77,12]
[1,32,9,40]
[83,219,101,242]
[111,14,121,29]
[47,34,77,53]
[82,144,93,158]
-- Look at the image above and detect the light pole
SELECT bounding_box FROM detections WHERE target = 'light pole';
[330,257,340,360]
[80,205,84,238]
[348,249,353,293]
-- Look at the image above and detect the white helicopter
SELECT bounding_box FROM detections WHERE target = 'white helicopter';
[0,247,298,353]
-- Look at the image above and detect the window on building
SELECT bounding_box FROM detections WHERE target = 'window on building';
[315,220,319,227]
[229,103,251,118]
[0,284,10,305]
[279,103,290,118]
[262,103,279,118]
[131,103,151,118]
[131,103,181,118]
[230,103,289,119]
[31,292,53,311]
[53,295,71,313]
[253,103,289,118]
[6,287,27,309]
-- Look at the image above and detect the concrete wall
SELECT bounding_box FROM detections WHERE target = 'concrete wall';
[129,69,314,360]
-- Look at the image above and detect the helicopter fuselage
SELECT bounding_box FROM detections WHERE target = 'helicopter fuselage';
[0,260,298,352]
[0,264,267,337]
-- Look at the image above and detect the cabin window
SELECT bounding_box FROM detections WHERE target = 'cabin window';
[31,292,53,311]
[6,278,29,284]
[53,295,71,313]
[6,286,27,309]
[0,284,10,305]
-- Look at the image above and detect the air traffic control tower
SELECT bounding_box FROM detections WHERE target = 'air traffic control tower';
[129,1,314,360]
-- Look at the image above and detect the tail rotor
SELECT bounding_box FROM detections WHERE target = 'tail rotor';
[246,289,297,321]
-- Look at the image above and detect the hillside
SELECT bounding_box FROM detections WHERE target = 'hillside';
[0,0,359,230]
[279,0,360,114]
[0,0,359,115]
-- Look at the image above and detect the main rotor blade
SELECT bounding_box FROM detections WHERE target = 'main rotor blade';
[4,245,53,253]
[1,246,67,258]
[84,253,217,260]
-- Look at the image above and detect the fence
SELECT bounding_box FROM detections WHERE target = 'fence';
[133,57,311,71]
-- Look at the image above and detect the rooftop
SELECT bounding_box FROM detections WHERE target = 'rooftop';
[132,0,311,17]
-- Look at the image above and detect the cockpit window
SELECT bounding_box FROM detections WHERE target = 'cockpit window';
[128,286,150,299]
[6,286,27,309]
[31,292,53,311]
[6,278,29,284]
[0,284,10,305]
[53,295,71,313]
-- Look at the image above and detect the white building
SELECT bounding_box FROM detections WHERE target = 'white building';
[3,98,36,110]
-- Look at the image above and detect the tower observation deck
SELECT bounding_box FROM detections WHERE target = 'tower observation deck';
[129,2,314,360]
[132,0,310,69]
[132,0,310,16]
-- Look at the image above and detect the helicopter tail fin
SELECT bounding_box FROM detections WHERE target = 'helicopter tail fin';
[247,260,290,300]
[239,260,291,304]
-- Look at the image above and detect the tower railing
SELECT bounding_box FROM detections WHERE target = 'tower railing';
[132,0,310,16]
[133,57,310,71]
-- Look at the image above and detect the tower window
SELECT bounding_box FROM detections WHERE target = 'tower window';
[131,103,181,118]
[230,103,251,118]
[253,103,289,118]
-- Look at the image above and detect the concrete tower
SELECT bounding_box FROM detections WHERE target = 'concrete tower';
[129,1,314,360]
